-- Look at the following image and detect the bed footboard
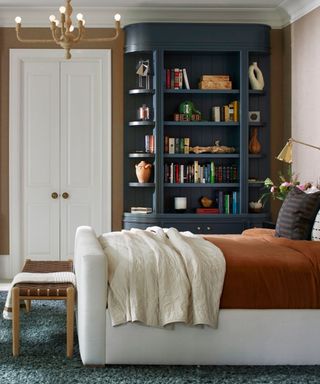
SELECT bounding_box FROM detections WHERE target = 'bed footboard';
[74,226,107,365]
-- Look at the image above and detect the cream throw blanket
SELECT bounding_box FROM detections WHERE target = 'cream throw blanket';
[99,227,225,328]
[3,272,76,320]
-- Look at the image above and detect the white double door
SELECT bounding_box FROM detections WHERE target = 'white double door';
[10,50,111,269]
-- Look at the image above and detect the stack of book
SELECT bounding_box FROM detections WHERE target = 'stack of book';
[145,135,155,153]
[212,100,239,122]
[218,191,238,214]
[199,75,232,90]
[165,68,190,89]
[164,137,190,154]
[130,207,152,214]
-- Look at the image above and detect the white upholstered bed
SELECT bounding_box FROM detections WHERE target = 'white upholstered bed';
[74,226,320,366]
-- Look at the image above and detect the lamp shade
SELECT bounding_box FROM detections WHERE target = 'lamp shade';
[276,140,293,163]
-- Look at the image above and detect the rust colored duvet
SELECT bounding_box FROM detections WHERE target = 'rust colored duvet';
[204,228,320,309]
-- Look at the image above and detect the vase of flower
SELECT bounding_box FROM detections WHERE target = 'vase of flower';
[135,161,152,183]
[249,127,261,154]
[248,62,264,90]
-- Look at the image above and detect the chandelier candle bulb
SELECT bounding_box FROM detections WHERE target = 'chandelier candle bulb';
[15,16,21,24]
[59,6,66,14]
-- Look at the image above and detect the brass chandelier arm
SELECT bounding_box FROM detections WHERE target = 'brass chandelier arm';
[72,22,85,44]
[15,24,56,44]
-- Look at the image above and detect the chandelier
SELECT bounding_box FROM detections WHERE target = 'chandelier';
[15,0,121,60]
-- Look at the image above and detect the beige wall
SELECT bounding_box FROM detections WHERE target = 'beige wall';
[291,7,320,184]
[0,27,124,254]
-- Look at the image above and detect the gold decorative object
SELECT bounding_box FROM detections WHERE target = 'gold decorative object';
[135,161,152,183]
[276,138,320,164]
[190,145,235,154]
[14,0,121,60]
[200,196,213,208]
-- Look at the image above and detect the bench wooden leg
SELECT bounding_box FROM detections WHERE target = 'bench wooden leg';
[25,300,31,313]
[12,287,20,357]
[66,287,75,358]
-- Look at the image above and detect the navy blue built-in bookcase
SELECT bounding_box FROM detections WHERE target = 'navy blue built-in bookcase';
[123,23,270,234]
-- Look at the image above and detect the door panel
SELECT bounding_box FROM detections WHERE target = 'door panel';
[60,61,105,259]
[22,62,60,260]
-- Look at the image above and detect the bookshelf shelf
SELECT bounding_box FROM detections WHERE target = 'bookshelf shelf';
[129,88,155,95]
[123,23,270,233]
[129,121,155,127]
[163,121,240,127]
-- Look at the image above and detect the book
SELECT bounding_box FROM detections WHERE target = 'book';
[173,68,180,89]
[218,191,224,213]
[164,136,169,153]
[184,137,190,154]
[212,106,221,122]
[194,160,199,183]
[196,208,219,214]
[224,194,230,214]
[182,68,190,89]
[232,191,238,214]
[168,138,175,154]
[166,69,171,89]
[149,135,154,154]
[131,207,152,214]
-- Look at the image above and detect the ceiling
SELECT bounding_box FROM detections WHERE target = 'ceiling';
[0,0,319,28]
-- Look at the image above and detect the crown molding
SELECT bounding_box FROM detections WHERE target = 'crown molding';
[0,6,286,29]
[279,0,320,25]
[0,1,319,29]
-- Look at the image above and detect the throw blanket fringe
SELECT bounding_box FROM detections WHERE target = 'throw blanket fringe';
[3,272,76,320]
[99,227,225,328]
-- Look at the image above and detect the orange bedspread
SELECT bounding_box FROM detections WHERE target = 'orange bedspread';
[204,228,320,309]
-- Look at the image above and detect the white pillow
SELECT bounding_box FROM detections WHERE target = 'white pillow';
[311,209,320,241]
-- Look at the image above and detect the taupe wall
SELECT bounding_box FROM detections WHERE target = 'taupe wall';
[0,27,124,254]
[0,24,288,253]
[291,7,320,183]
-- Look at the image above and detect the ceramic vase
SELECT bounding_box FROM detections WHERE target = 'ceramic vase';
[248,62,264,90]
[249,127,261,154]
[135,161,152,183]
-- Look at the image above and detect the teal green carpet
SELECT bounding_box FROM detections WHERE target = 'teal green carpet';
[1,292,320,384]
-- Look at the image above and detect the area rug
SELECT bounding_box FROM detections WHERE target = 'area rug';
[0,292,320,384]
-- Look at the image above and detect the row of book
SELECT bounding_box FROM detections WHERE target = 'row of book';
[164,162,238,184]
[165,68,190,89]
[164,136,190,154]
[212,100,239,122]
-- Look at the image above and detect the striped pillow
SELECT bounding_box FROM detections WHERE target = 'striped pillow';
[311,210,320,241]
[275,187,320,240]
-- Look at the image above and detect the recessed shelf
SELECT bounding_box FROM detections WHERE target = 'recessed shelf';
[129,182,155,187]
[129,89,155,95]
[164,89,240,94]
[163,121,239,127]
[129,121,155,127]
[164,183,239,188]
[129,153,155,158]
[163,153,240,159]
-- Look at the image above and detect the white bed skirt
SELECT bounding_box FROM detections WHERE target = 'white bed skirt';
[104,309,320,365]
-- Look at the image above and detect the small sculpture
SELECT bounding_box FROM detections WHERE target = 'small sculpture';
[135,161,152,183]
[200,196,213,208]
[190,144,236,154]
[178,101,201,121]
[136,60,150,89]
[248,62,264,90]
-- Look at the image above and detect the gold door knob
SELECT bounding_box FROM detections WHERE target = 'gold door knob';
[51,192,58,199]
[62,192,69,199]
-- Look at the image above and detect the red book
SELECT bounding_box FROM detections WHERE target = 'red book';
[175,164,179,183]
[196,208,220,214]
[166,69,171,89]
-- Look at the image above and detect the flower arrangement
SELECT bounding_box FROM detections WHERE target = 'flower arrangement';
[260,172,312,205]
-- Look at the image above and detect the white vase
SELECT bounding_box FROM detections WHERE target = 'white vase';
[248,62,264,90]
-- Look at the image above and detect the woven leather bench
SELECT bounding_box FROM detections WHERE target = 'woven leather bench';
[12,259,75,358]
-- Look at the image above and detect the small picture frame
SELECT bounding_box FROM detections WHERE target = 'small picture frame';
[248,111,260,123]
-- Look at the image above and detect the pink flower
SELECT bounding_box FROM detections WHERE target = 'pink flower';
[280,181,292,187]
[270,186,275,193]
